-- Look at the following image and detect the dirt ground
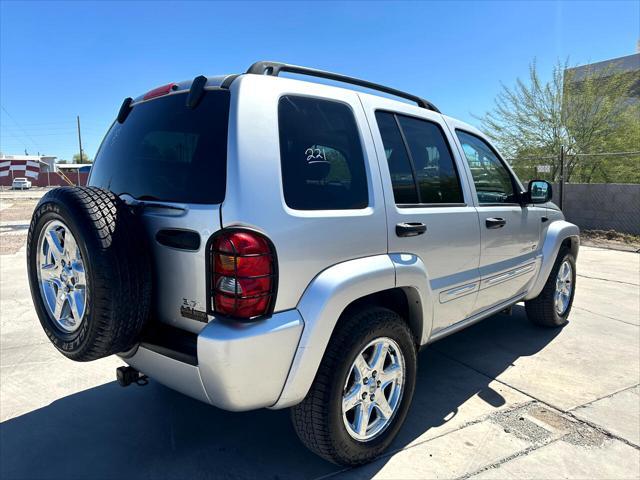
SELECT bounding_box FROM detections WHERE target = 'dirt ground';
[0,199,37,255]
[580,229,640,252]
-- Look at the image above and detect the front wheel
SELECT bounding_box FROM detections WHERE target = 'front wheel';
[291,307,417,466]
[525,247,576,327]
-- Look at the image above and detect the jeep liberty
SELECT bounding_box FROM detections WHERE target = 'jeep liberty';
[27,61,579,465]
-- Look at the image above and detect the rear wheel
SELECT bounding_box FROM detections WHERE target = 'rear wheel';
[27,186,151,361]
[291,307,417,465]
[525,247,576,327]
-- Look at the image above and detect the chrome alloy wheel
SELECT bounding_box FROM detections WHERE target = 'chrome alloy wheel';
[555,260,573,315]
[342,337,405,442]
[36,220,88,333]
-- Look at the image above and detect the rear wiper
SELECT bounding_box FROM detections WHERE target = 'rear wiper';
[137,196,184,209]
[120,194,186,215]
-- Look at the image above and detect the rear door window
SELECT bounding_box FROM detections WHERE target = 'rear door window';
[90,90,230,204]
[278,96,368,210]
[375,112,464,205]
[375,112,419,204]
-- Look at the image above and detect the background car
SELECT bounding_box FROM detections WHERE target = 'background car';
[12,177,32,190]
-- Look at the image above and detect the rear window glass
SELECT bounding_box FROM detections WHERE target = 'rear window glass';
[278,96,368,210]
[90,90,230,204]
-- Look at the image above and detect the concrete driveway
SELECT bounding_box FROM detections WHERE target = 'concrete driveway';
[1,227,638,479]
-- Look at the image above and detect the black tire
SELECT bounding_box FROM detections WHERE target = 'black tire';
[291,307,417,466]
[27,186,151,361]
[525,247,576,327]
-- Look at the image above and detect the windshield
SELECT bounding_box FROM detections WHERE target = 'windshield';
[90,90,230,204]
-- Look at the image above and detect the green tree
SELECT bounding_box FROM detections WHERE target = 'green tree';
[477,59,640,183]
[72,152,92,164]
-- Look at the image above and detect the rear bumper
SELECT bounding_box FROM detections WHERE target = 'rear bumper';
[119,309,304,411]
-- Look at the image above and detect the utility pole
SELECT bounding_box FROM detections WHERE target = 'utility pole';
[76,115,83,186]
[76,115,83,163]
[559,146,565,211]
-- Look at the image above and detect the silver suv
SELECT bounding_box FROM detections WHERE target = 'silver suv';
[27,61,579,465]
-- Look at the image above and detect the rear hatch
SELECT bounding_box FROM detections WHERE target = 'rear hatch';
[90,88,230,333]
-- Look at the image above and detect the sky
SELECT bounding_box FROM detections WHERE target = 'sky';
[0,0,638,161]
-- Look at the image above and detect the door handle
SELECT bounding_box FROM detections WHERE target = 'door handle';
[485,217,506,229]
[396,222,427,237]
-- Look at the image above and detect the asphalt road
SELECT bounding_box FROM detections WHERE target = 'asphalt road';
[1,196,638,479]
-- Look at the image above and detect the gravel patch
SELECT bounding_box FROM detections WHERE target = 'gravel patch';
[492,404,553,444]
[563,422,608,448]
[490,403,607,448]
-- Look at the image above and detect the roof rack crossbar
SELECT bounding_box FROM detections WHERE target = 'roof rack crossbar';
[246,61,441,113]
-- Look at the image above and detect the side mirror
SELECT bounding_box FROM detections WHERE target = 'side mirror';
[526,180,552,204]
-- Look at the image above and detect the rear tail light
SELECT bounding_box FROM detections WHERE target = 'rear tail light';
[210,229,277,320]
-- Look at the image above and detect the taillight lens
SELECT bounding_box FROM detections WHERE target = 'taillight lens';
[211,230,276,320]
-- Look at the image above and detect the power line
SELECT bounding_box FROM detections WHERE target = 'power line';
[2,132,79,137]
[0,105,42,150]
[0,121,30,151]
[4,129,104,135]
[11,120,77,126]
[0,122,102,130]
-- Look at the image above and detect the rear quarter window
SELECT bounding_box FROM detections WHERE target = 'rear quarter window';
[278,96,368,210]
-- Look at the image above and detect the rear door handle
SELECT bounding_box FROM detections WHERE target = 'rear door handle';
[485,217,506,229]
[396,222,427,237]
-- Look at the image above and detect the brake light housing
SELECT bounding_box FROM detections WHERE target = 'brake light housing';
[209,229,277,320]
[143,82,178,100]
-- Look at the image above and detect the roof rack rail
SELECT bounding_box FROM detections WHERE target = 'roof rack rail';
[246,61,441,113]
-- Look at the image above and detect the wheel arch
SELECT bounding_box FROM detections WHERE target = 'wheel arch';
[340,286,424,348]
[270,253,433,409]
[525,220,580,301]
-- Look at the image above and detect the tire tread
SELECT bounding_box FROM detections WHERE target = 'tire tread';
[27,186,151,361]
[291,307,416,465]
[525,246,574,327]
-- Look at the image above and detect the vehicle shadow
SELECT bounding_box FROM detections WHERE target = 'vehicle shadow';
[385,305,563,453]
[0,306,562,479]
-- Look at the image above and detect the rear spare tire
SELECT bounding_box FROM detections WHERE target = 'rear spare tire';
[27,186,151,361]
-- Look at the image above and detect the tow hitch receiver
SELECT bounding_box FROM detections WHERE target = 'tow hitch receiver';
[116,366,148,387]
